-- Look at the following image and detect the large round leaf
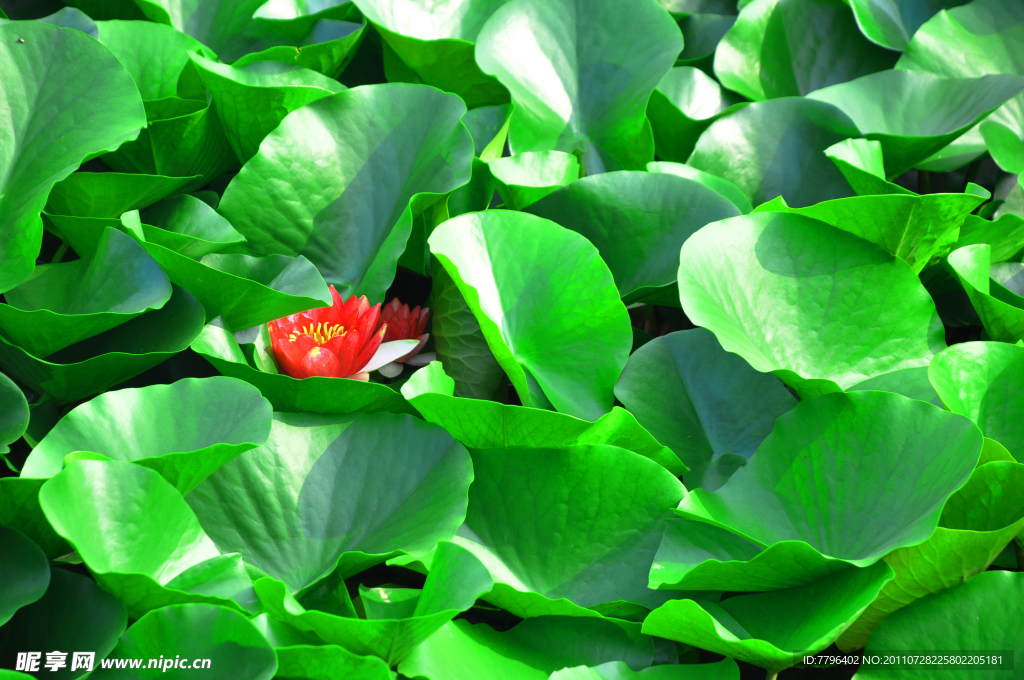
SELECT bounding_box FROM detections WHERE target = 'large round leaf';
[897,0,1024,173]
[754,190,986,272]
[677,212,945,397]
[399,618,659,680]
[486,151,580,211]
[929,342,1024,460]
[807,70,1024,176]
[186,411,472,593]
[614,329,797,489]
[0,228,171,359]
[352,0,509,108]
[647,66,746,163]
[525,172,741,304]
[946,244,1024,343]
[687,98,860,208]
[138,194,246,259]
[646,161,752,214]
[45,172,198,219]
[0,525,49,627]
[0,478,70,559]
[189,53,346,163]
[273,644,391,680]
[429,211,632,420]
[23,377,271,493]
[474,0,681,173]
[450,444,685,618]
[675,391,981,577]
[550,661,739,680]
[714,0,897,101]
[40,460,256,619]
[93,604,277,680]
[244,1,367,78]
[855,571,1024,679]
[642,563,894,672]
[0,285,205,403]
[850,0,966,52]
[219,83,473,301]
[131,0,284,61]
[0,22,145,293]
[0,569,127,680]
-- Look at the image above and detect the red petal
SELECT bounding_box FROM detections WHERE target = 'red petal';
[352,326,386,374]
[415,307,430,336]
[335,328,362,377]
[398,334,429,363]
[300,346,343,378]
[275,334,316,378]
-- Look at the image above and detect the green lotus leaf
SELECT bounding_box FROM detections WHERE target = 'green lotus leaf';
[677,212,945,397]
[646,162,752,214]
[688,98,860,208]
[981,118,1024,174]
[946,244,1024,343]
[352,0,508,108]
[647,66,746,163]
[93,604,276,680]
[185,411,472,592]
[100,98,239,185]
[22,376,271,493]
[807,71,1024,176]
[714,0,897,101]
[848,366,942,407]
[658,0,738,15]
[526,172,740,305]
[824,138,917,197]
[855,570,1023,679]
[243,1,366,78]
[955,213,1024,264]
[850,0,969,51]
[838,460,1024,651]
[219,83,473,301]
[0,372,29,455]
[273,644,392,680]
[485,152,580,211]
[614,329,797,489]
[429,211,631,420]
[398,618,659,680]
[0,228,171,359]
[676,391,980,571]
[138,194,247,258]
[641,563,894,671]
[897,0,1024,173]
[550,660,739,680]
[404,363,686,475]
[0,525,49,627]
[430,263,506,400]
[39,460,257,619]
[45,172,198,219]
[474,0,681,172]
[0,22,145,294]
[0,569,127,679]
[440,445,685,618]
[131,0,286,62]
[753,190,986,272]
[190,324,418,415]
[0,478,70,559]
[255,541,492,665]
[0,285,205,403]
[930,341,1024,460]
[95,19,217,99]
[59,0,146,21]
[190,53,346,163]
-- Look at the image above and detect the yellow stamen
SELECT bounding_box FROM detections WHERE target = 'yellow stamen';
[288,322,347,344]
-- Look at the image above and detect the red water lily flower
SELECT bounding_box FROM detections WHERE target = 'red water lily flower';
[377,298,430,363]
[268,286,386,380]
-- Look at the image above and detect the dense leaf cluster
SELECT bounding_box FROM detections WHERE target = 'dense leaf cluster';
[1,0,1023,678]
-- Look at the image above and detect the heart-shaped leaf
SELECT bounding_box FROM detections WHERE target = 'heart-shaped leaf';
[849,0,964,51]
[0,525,49,627]
[429,211,632,420]
[0,373,29,456]
[474,0,681,172]
[647,66,746,163]
[0,22,145,293]
[946,244,1024,343]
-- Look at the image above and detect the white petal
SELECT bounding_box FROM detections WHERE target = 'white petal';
[362,340,420,373]
[377,362,405,378]
[405,352,437,367]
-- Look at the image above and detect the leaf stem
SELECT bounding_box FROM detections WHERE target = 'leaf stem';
[919,170,931,195]
[766,670,779,680]
[50,240,69,264]
[1014,537,1024,571]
